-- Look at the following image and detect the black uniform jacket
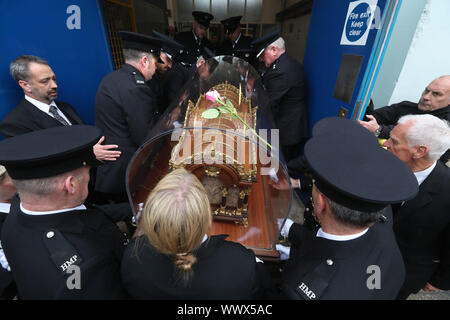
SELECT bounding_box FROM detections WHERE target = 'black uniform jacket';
[0,208,17,299]
[262,53,308,146]
[216,34,253,61]
[0,98,84,139]
[162,62,197,110]
[120,234,273,299]
[1,196,128,299]
[367,101,450,163]
[174,31,212,65]
[147,73,167,114]
[394,161,450,295]
[282,209,405,300]
[94,63,159,194]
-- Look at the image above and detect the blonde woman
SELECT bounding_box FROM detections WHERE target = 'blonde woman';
[120,168,273,299]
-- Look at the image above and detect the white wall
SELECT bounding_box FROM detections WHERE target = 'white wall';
[281,13,311,63]
[370,0,426,108]
[389,0,450,104]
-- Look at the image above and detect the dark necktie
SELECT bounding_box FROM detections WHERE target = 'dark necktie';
[49,105,70,126]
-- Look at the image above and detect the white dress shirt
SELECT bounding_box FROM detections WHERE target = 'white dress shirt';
[414,161,436,186]
[0,203,11,214]
[24,95,72,125]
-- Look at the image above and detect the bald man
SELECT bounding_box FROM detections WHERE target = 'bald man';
[359,75,450,164]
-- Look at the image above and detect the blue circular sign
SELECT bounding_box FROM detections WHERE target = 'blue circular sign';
[345,3,372,42]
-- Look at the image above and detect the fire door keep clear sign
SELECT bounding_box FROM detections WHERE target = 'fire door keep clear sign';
[340,0,378,46]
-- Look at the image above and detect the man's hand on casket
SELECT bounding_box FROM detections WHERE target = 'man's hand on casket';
[270,177,300,190]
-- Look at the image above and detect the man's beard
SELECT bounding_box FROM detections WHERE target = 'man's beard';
[47,89,58,103]
[31,87,57,104]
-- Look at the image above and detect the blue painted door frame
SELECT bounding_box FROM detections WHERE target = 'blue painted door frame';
[303,0,402,130]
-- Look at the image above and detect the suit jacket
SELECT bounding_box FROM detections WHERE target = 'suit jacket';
[0,98,84,138]
[1,196,128,299]
[394,161,450,296]
[174,31,213,65]
[95,63,159,194]
[282,209,405,300]
[120,234,274,299]
[262,53,308,146]
[0,209,17,299]
[367,101,450,163]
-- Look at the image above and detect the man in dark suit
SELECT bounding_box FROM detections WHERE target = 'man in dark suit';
[174,11,214,65]
[278,117,418,300]
[359,75,450,164]
[252,30,308,162]
[217,16,253,62]
[0,125,128,299]
[0,55,121,163]
[382,114,450,299]
[94,31,163,203]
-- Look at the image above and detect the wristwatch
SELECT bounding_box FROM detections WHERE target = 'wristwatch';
[374,125,382,137]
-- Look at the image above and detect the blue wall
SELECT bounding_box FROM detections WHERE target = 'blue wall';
[0,0,113,128]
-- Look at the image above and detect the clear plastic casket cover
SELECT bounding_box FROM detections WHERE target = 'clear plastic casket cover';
[126,56,293,258]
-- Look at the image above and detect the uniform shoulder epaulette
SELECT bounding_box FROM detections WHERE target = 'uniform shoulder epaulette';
[284,258,337,300]
[42,229,83,275]
[132,71,146,85]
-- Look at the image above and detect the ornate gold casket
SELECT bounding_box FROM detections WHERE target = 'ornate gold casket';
[169,82,257,227]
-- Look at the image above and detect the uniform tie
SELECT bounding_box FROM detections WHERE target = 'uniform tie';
[49,105,69,126]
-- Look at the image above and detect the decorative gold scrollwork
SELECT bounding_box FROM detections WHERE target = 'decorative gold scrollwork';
[205,166,221,177]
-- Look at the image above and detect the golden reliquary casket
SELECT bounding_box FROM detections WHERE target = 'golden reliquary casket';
[169,82,257,227]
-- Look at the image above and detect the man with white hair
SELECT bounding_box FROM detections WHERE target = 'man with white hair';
[383,114,450,299]
[251,30,308,162]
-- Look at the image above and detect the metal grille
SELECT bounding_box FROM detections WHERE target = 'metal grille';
[101,0,136,69]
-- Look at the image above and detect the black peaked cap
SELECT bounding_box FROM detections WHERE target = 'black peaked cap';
[0,125,102,180]
[312,116,380,147]
[192,11,214,28]
[251,29,281,58]
[304,117,418,212]
[221,16,242,34]
[119,31,163,62]
[152,30,186,62]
